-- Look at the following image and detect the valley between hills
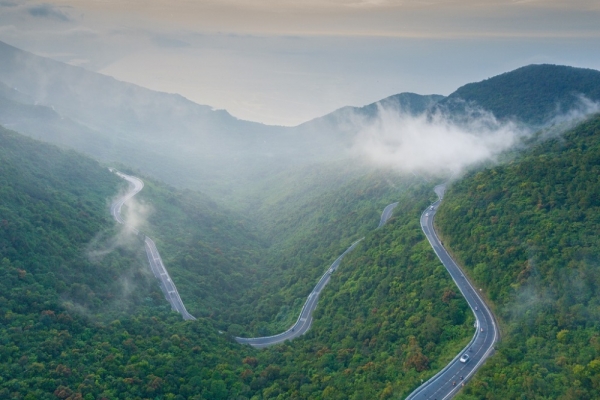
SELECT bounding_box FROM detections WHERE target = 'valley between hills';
[1,39,600,399]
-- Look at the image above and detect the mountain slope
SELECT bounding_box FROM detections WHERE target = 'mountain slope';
[0,124,479,399]
[231,162,415,335]
[230,183,474,399]
[0,40,302,199]
[436,113,600,399]
[439,64,600,125]
[295,92,444,140]
[123,172,269,320]
[0,125,153,313]
[0,41,444,206]
[0,125,267,399]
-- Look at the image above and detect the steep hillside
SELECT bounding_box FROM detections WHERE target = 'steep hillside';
[0,122,277,324]
[123,172,268,320]
[0,41,440,208]
[439,64,600,125]
[0,125,154,313]
[231,163,414,335]
[0,125,262,398]
[0,40,307,199]
[226,183,474,399]
[0,81,137,162]
[436,114,600,399]
[0,42,263,142]
[294,92,444,143]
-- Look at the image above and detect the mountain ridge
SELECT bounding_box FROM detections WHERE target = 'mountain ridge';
[440,64,600,125]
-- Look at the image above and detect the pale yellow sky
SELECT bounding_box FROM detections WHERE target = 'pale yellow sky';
[1,0,599,125]
[44,0,600,38]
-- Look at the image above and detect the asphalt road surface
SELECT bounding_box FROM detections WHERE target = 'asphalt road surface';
[236,202,399,348]
[109,170,144,229]
[406,184,499,400]
[110,169,195,320]
[378,202,399,228]
[235,238,364,347]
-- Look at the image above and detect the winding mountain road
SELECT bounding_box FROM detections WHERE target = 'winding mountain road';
[109,174,498,396]
[378,202,399,228]
[406,184,499,400]
[110,170,195,320]
[235,201,401,347]
[235,238,364,347]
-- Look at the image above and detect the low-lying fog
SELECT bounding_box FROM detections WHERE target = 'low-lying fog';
[352,97,600,177]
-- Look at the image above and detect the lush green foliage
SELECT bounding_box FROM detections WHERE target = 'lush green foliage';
[119,160,419,336]
[442,64,600,125]
[437,114,600,399]
[0,125,476,398]
[4,57,600,399]
[0,126,262,399]
[234,164,414,335]
[125,175,267,321]
[194,184,473,400]
[0,126,153,314]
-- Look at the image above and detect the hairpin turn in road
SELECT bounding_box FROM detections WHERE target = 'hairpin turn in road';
[110,170,195,320]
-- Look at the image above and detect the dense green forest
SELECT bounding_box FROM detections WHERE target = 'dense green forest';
[0,126,264,399]
[231,164,413,335]
[0,124,476,398]
[268,185,474,398]
[0,126,153,314]
[437,113,600,399]
[120,174,268,321]
[119,158,413,335]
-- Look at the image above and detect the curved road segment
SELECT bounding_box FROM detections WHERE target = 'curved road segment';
[235,238,364,347]
[236,201,399,347]
[110,170,195,320]
[378,202,399,228]
[406,184,499,400]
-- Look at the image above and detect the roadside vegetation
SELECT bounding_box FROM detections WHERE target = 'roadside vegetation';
[437,114,600,399]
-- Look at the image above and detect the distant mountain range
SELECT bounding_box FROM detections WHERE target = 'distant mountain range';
[1,40,600,202]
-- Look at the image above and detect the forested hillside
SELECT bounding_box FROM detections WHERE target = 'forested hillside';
[0,124,477,398]
[0,125,262,398]
[221,184,474,399]
[440,65,600,125]
[0,126,152,314]
[436,114,600,399]
[6,46,600,398]
[113,161,412,334]
[232,165,418,335]
[119,172,268,321]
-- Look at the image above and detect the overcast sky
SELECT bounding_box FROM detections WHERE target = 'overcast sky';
[2,0,600,125]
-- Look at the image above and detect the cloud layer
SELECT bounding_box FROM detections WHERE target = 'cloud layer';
[354,95,600,176]
[353,106,525,175]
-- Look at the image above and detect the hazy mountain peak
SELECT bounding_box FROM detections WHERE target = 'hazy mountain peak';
[440,64,600,125]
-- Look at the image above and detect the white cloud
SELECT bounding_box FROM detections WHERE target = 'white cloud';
[353,105,525,175]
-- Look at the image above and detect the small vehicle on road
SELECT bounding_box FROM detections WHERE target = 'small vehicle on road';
[425,213,429,217]
[459,354,470,363]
